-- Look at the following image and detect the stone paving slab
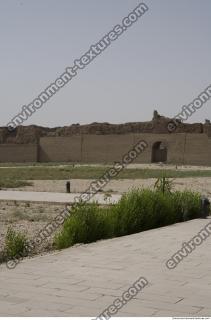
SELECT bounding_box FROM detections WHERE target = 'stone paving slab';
[0,217,211,316]
[0,190,121,205]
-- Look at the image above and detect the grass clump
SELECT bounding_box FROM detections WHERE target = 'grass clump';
[154,175,174,194]
[54,189,201,250]
[4,227,28,259]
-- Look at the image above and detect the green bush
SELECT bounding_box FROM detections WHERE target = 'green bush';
[54,189,201,250]
[4,227,28,259]
[113,189,186,236]
[178,191,201,221]
[54,203,115,249]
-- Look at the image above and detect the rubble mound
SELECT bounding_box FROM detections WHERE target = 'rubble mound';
[0,111,205,144]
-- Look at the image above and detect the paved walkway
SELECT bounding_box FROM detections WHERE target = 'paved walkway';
[0,217,211,316]
[0,190,121,204]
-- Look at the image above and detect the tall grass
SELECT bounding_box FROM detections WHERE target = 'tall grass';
[54,189,201,249]
[154,175,174,194]
[4,227,28,259]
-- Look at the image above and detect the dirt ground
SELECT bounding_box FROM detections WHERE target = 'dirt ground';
[5,177,211,197]
[0,202,64,254]
[1,163,211,257]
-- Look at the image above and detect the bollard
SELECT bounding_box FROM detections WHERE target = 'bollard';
[66,181,71,193]
[200,197,210,218]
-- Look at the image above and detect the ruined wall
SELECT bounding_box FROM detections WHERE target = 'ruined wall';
[81,134,134,163]
[37,133,211,166]
[133,133,186,164]
[38,135,134,163]
[81,133,186,164]
[39,136,81,162]
[0,116,205,144]
[0,144,37,163]
[0,133,210,165]
[134,133,211,165]
[184,134,211,166]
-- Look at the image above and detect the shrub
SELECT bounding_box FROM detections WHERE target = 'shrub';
[178,190,201,221]
[54,189,201,250]
[4,227,28,259]
[113,189,186,236]
[54,203,114,249]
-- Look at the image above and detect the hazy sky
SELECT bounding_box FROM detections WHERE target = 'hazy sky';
[1,0,211,127]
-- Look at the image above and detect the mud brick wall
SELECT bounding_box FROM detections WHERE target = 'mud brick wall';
[184,134,211,165]
[39,136,81,162]
[0,144,37,163]
[0,133,211,165]
[133,133,186,164]
[38,133,211,166]
[81,134,135,163]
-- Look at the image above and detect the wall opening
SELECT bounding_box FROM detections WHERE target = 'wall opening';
[151,141,167,163]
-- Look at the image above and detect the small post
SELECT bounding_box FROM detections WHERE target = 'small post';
[200,197,210,218]
[66,181,71,193]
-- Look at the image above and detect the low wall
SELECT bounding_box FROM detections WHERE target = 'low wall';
[0,144,37,163]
